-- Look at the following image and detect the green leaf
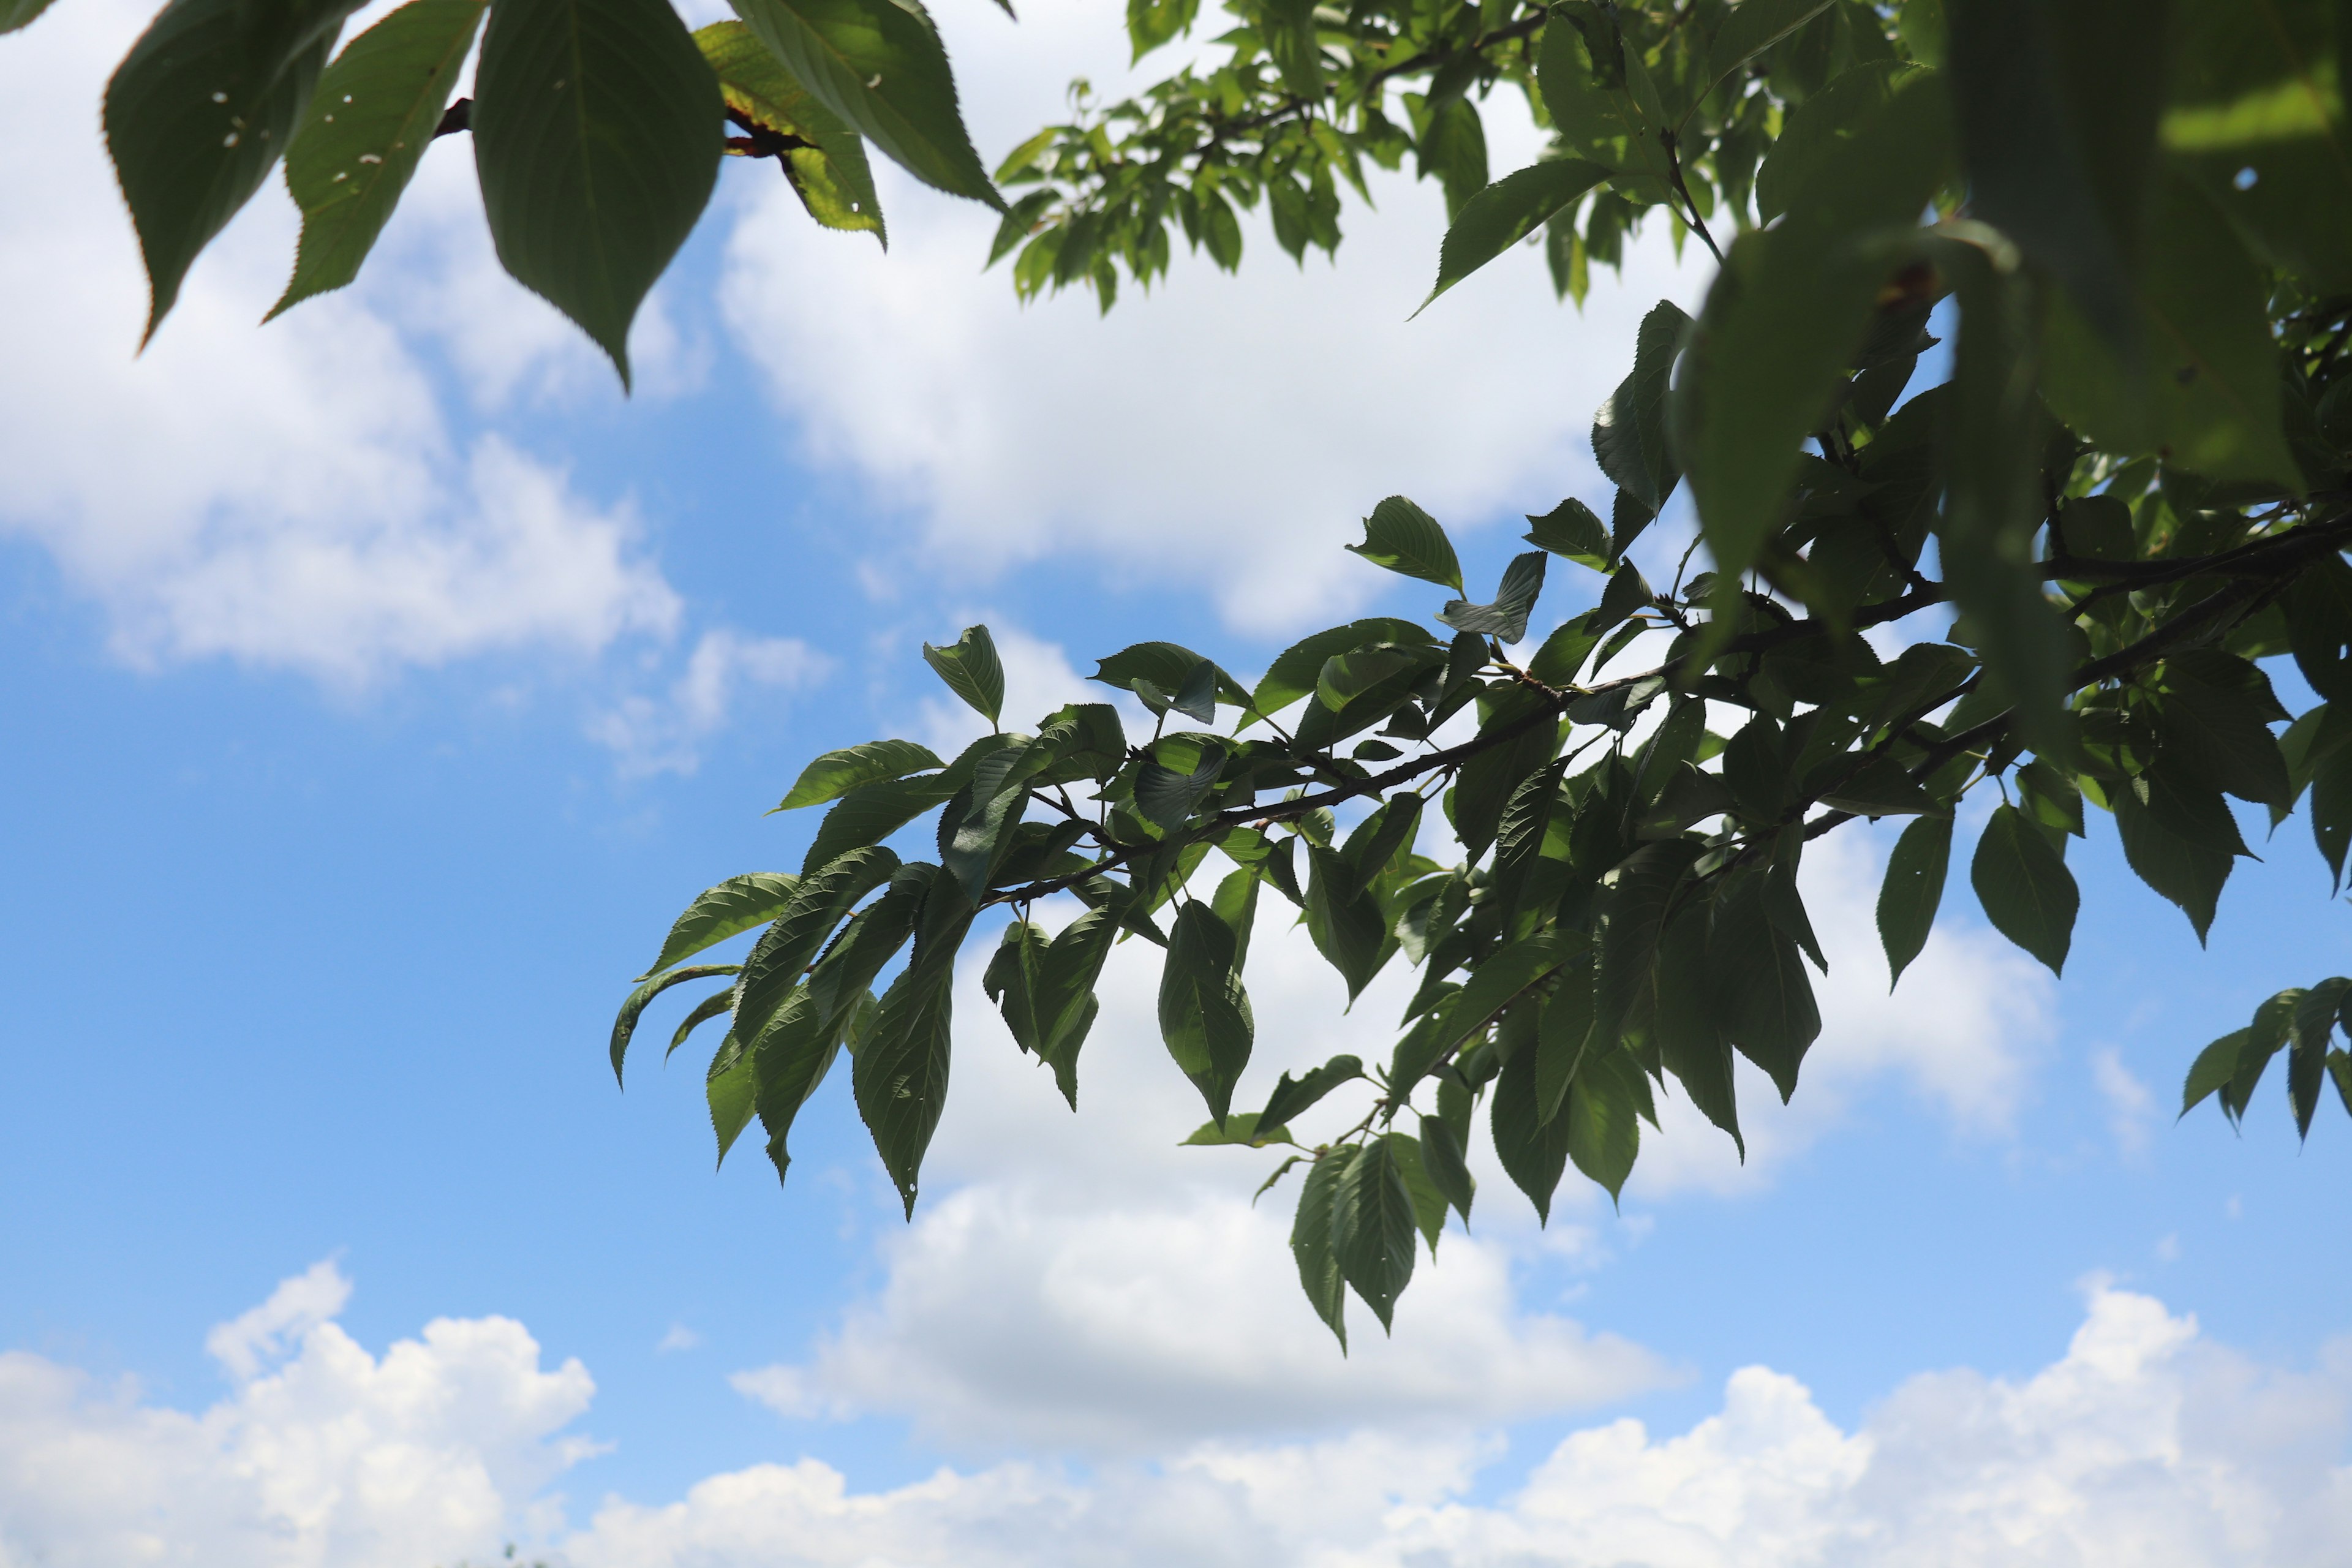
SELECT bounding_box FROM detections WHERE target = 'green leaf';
[1438,552,1548,644]
[1136,740,1226,832]
[1817,755,1943,818]
[1491,1000,1573,1222]
[1708,876,1819,1101]
[695,19,886,242]
[1256,1054,1366,1134]
[1158,902,1255,1123]
[1347,497,1464,593]
[1125,0,1196,60]
[1382,1129,1450,1253]
[748,985,847,1186]
[2043,172,2304,487]
[1290,1152,1349,1349]
[728,0,1002,209]
[2287,556,2352,706]
[1703,0,1836,89]
[1417,1111,1477,1223]
[852,872,973,1216]
[2114,765,2239,944]
[1524,498,1613,571]
[646,870,801,975]
[1335,794,1424,904]
[1675,69,1954,581]
[1253,619,1436,716]
[1305,846,1399,1004]
[612,963,741,1085]
[1970,804,2079,974]
[473,0,720,386]
[1450,693,1562,861]
[736,846,902,1039]
[2181,1027,2248,1118]
[270,0,486,319]
[1877,814,1952,989]
[1330,1138,1417,1331]
[1419,158,1609,309]
[707,1032,756,1164]
[1563,1040,1645,1202]
[2151,652,2291,810]
[2288,978,2350,1139]
[105,0,360,341]
[1653,900,1743,1153]
[1261,0,1324,100]
[801,771,960,876]
[666,984,737,1060]
[1945,0,2159,358]
[1094,643,1253,710]
[775,739,943,813]
[0,0,59,31]
[922,624,1005,726]
[1180,1110,1291,1147]
[805,862,930,1026]
[1535,954,1595,1123]
[1593,300,1691,519]
[2313,736,2352,891]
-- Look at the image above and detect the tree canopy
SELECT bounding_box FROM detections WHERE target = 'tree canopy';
[31,0,2352,1344]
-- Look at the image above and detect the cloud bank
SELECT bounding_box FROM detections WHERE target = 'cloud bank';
[4,1262,2348,1567]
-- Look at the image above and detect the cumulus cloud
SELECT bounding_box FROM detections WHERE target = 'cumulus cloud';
[18,1262,2347,1567]
[0,0,683,687]
[715,0,1708,638]
[0,1261,595,1568]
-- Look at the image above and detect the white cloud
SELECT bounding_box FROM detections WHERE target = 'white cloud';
[2094,1047,2160,1158]
[203,1259,352,1382]
[717,0,1708,638]
[0,1261,595,1568]
[0,0,684,688]
[591,628,829,775]
[656,1325,704,1356]
[10,1266,2352,1567]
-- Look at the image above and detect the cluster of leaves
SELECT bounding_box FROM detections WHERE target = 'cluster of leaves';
[30,0,1010,383]
[993,0,1930,309]
[611,0,2352,1344]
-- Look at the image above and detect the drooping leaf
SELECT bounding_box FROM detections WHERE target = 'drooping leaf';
[1592,299,1691,519]
[1290,1150,1349,1348]
[1347,496,1464,592]
[728,0,1001,208]
[851,873,974,1216]
[1136,739,1226,831]
[1306,846,1398,1003]
[1491,1000,1572,1222]
[706,1031,757,1164]
[472,0,720,386]
[1329,1137,1418,1330]
[1970,803,2079,974]
[1877,814,1952,989]
[0,0,59,31]
[800,771,961,876]
[735,846,902,1039]
[1158,902,1255,1123]
[1564,1039,1645,1202]
[271,0,486,318]
[666,985,737,1060]
[1417,1110,1476,1223]
[922,624,1005,726]
[2113,766,2238,944]
[105,0,363,340]
[612,963,741,1085]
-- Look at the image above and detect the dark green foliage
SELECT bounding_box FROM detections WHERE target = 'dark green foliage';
[58,0,2352,1344]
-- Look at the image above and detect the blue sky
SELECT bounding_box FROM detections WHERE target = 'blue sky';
[4,0,2351,1562]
